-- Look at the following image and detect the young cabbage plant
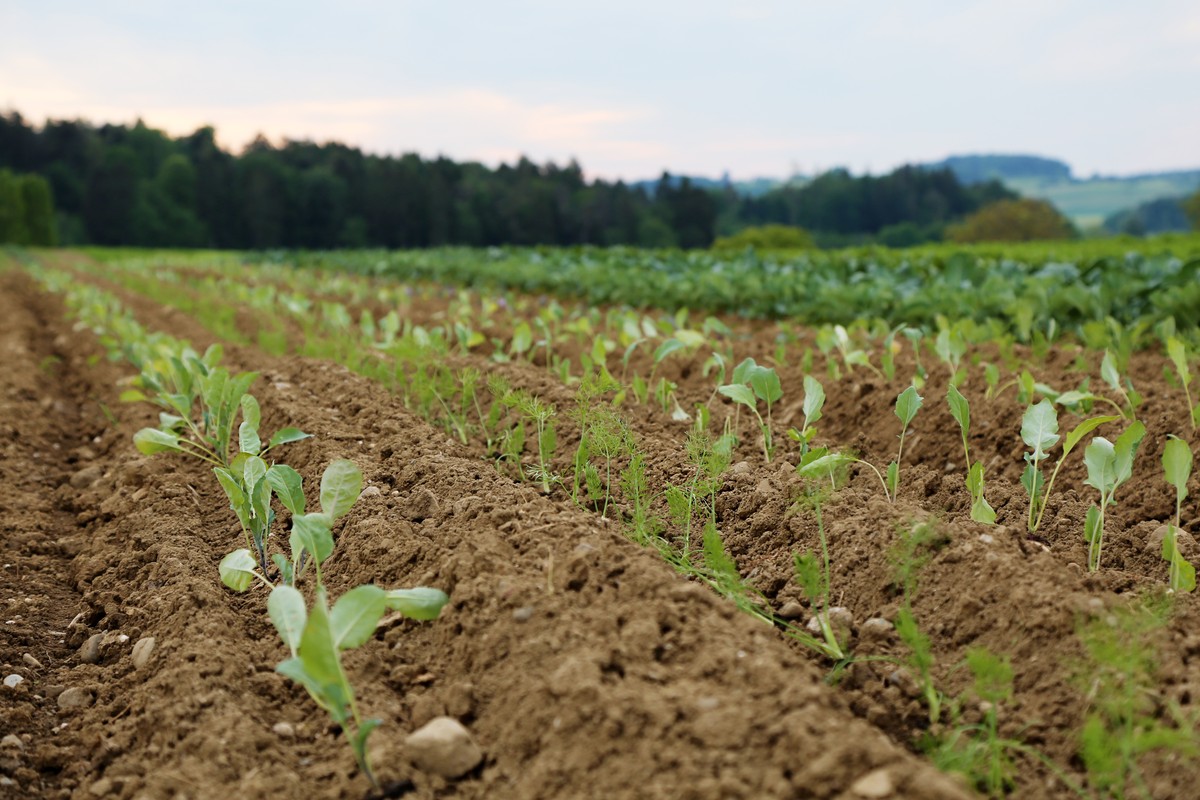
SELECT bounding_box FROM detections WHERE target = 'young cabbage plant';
[1100,349,1142,420]
[1162,437,1197,592]
[219,459,364,591]
[1082,422,1146,571]
[1021,400,1117,533]
[718,358,782,462]
[1166,337,1199,430]
[934,322,967,387]
[269,582,449,788]
[786,375,826,459]
[946,385,996,524]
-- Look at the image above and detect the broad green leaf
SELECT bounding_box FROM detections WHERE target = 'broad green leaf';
[275,657,322,698]
[675,329,706,349]
[1083,505,1102,544]
[1083,437,1117,495]
[268,585,307,657]
[158,412,186,431]
[320,459,363,520]
[797,452,855,479]
[119,389,148,403]
[894,386,923,428]
[731,357,758,386]
[1054,391,1097,408]
[240,394,261,429]
[268,427,311,449]
[384,587,451,620]
[1167,337,1192,387]
[219,549,259,592]
[1063,415,1119,458]
[652,338,687,366]
[966,461,984,496]
[947,385,969,436]
[243,455,268,492]
[802,375,825,425]
[749,367,783,405]
[1021,400,1060,462]
[297,588,344,690]
[718,383,757,410]
[1163,436,1193,497]
[1100,351,1121,392]
[134,427,185,455]
[266,464,306,515]
[238,421,261,456]
[213,467,251,529]
[329,585,387,650]
[1112,421,1146,485]
[511,321,533,355]
[271,553,294,586]
[970,493,996,525]
[290,513,334,566]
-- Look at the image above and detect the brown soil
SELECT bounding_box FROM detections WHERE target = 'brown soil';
[8,251,1200,800]
[0,262,974,800]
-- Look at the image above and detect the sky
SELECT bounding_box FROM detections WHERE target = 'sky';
[2,1,1198,181]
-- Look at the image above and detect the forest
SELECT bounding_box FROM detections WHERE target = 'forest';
[0,111,1015,249]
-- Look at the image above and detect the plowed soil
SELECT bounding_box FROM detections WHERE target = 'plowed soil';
[4,252,1199,800]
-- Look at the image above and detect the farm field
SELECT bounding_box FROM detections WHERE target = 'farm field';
[2,242,1200,800]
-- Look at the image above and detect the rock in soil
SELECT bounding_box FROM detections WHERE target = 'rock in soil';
[131,637,156,669]
[57,687,94,709]
[404,716,483,779]
[850,767,894,798]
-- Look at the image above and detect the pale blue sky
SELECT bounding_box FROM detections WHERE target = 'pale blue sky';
[2,1,1197,179]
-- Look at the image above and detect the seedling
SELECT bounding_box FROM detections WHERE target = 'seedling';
[792,500,845,660]
[1100,350,1142,420]
[1082,422,1146,571]
[1161,437,1197,592]
[270,582,449,788]
[786,375,826,459]
[946,385,996,524]
[1021,400,1116,533]
[934,322,967,387]
[503,390,557,493]
[1166,337,1198,430]
[718,358,782,462]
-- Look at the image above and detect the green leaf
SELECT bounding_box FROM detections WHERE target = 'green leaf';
[1063,415,1119,458]
[796,452,855,480]
[268,585,307,657]
[947,385,969,436]
[1163,436,1193,497]
[652,338,687,366]
[290,513,334,567]
[266,464,306,515]
[240,394,261,429]
[329,585,388,650]
[731,357,758,386]
[1083,437,1117,495]
[970,493,996,525]
[119,389,148,403]
[238,421,262,456]
[718,383,757,411]
[1055,390,1097,408]
[320,459,362,521]
[213,467,251,529]
[275,657,323,700]
[297,588,345,694]
[886,460,899,497]
[243,455,268,492]
[511,321,533,355]
[1020,463,1043,500]
[894,386,923,428]
[1112,421,1146,485]
[219,549,259,592]
[749,366,783,405]
[802,375,825,426]
[268,427,312,449]
[271,553,294,586]
[383,587,450,621]
[1084,505,1102,545]
[133,427,186,456]
[1167,337,1192,387]
[1100,351,1121,392]
[1021,400,1060,462]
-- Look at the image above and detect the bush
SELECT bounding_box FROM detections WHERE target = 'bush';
[712,224,814,252]
[945,198,1075,243]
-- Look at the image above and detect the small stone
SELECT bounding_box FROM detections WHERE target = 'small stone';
[512,606,535,623]
[1147,525,1198,557]
[3,674,23,689]
[730,461,752,475]
[272,722,295,738]
[405,716,483,779]
[403,489,440,521]
[0,734,22,749]
[978,534,995,545]
[131,637,155,669]
[87,777,113,797]
[361,486,381,498]
[57,687,94,709]
[79,634,103,664]
[22,654,43,669]
[69,466,103,490]
[859,617,895,641]
[777,602,805,620]
[851,767,894,798]
[806,607,854,641]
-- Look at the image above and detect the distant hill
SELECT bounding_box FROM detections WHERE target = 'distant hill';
[1103,196,1192,235]
[927,154,1200,229]
[630,173,795,198]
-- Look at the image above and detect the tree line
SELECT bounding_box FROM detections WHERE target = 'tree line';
[0,110,1022,249]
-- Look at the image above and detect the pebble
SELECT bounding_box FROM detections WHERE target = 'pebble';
[3,674,23,689]
[730,461,752,475]
[0,735,22,749]
[87,777,113,797]
[79,634,103,664]
[850,767,894,798]
[131,637,155,669]
[22,654,42,669]
[272,722,295,738]
[859,617,895,641]
[405,716,483,779]
[512,606,535,622]
[1147,525,1197,557]
[806,607,854,639]
[978,534,995,545]
[361,485,381,498]
[57,687,94,709]
[777,601,805,620]
[69,466,103,490]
